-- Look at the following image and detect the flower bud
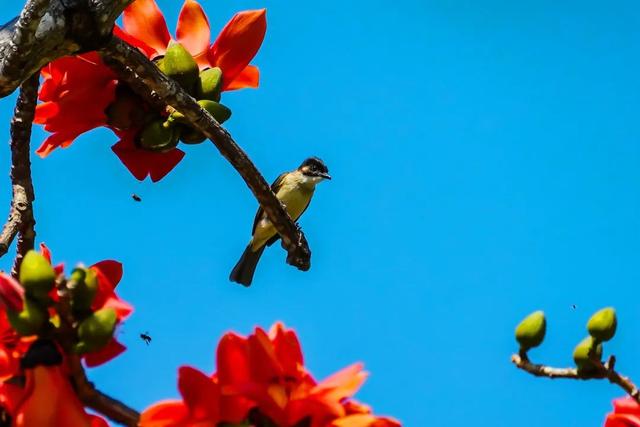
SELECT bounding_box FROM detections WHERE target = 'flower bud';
[19,250,55,301]
[515,311,546,351]
[69,267,98,313]
[137,119,179,152]
[587,307,617,342]
[573,336,603,373]
[157,42,199,93]
[179,128,207,145]
[75,308,117,354]
[196,67,223,101]
[7,298,47,336]
[168,100,232,126]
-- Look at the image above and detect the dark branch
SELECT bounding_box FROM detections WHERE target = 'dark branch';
[0,0,131,98]
[0,73,38,275]
[511,353,640,403]
[100,37,312,271]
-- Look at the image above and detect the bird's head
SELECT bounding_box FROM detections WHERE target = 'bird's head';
[298,157,331,183]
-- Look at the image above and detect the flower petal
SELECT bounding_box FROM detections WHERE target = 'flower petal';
[123,0,171,56]
[83,339,126,368]
[209,9,266,86]
[140,400,189,427]
[178,366,220,420]
[91,260,123,289]
[223,65,260,91]
[176,0,211,61]
[111,132,186,182]
[114,25,157,59]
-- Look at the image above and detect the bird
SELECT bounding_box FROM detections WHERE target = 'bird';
[230,157,331,286]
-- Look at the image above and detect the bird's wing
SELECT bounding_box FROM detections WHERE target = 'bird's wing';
[251,172,288,235]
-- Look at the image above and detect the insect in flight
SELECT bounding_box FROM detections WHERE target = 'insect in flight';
[139,331,152,345]
[132,194,142,202]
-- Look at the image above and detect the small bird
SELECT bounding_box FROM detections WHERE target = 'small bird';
[230,157,331,286]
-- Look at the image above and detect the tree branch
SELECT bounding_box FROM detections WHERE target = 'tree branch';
[0,73,38,275]
[511,353,640,403]
[100,37,312,271]
[0,0,131,98]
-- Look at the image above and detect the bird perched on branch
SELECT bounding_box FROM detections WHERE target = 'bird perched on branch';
[230,157,331,286]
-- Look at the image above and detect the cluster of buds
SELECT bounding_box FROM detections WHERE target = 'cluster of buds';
[1,249,127,362]
[106,42,231,153]
[515,307,618,371]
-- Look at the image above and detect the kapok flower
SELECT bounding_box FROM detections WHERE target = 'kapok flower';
[39,244,133,367]
[0,339,108,427]
[140,323,401,427]
[35,0,267,182]
[0,310,31,381]
[605,397,640,427]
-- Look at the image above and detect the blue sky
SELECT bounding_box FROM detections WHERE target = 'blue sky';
[1,0,640,426]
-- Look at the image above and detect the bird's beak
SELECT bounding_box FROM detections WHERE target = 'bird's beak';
[319,172,332,180]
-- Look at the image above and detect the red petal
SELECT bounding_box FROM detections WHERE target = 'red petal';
[114,25,157,58]
[209,9,267,86]
[216,333,251,385]
[91,260,123,289]
[111,132,186,182]
[140,400,189,427]
[176,0,211,61]
[123,0,171,56]
[39,243,52,263]
[178,366,220,420]
[224,65,260,91]
[83,339,126,367]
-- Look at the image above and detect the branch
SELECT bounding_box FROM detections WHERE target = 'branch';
[0,73,38,275]
[511,353,640,403]
[0,0,131,97]
[55,280,140,427]
[100,37,312,271]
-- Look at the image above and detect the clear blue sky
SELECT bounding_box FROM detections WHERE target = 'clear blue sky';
[1,0,640,426]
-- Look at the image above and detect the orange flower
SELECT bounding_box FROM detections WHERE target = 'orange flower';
[35,0,267,182]
[605,397,640,427]
[0,339,108,427]
[141,323,401,427]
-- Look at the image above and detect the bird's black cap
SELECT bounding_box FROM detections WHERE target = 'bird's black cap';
[299,157,331,179]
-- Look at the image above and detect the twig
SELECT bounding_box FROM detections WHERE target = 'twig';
[511,353,640,403]
[100,37,312,271]
[0,73,38,276]
[55,279,140,427]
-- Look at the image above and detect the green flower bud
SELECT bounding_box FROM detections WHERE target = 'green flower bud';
[573,336,603,373]
[19,250,55,301]
[75,308,117,354]
[69,267,98,313]
[157,42,199,93]
[587,307,617,342]
[168,100,232,126]
[515,311,546,351]
[196,67,223,102]
[179,127,207,145]
[137,119,179,152]
[7,298,47,336]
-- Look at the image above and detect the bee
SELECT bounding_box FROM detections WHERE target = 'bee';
[132,194,142,202]
[139,331,152,345]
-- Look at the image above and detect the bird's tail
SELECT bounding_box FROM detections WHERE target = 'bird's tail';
[229,244,265,287]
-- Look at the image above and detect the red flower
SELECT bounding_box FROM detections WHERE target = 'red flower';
[0,311,31,381]
[0,340,108,427]
[35,0,266,182]
[141,323,401,427]
[605,397,640,427]
[39,244,132,367]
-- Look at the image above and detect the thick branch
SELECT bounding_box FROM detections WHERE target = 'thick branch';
[101,37,312,271]
[0,0,131,97]
[0,73,38,274]
[511,353,640,403]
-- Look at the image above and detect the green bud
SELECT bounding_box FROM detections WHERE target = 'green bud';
[573,336,603,373]
[75,308,117,354]
[179,127,207,145]
[7,298,47,336]
[157,42,199,93]
[19,250,55,301]
[69,267,98,313]
[137,119,179,152]
[515,311,546,351]
[169,100,232,126]
[196,67,223,102]
[587,307,617,342]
